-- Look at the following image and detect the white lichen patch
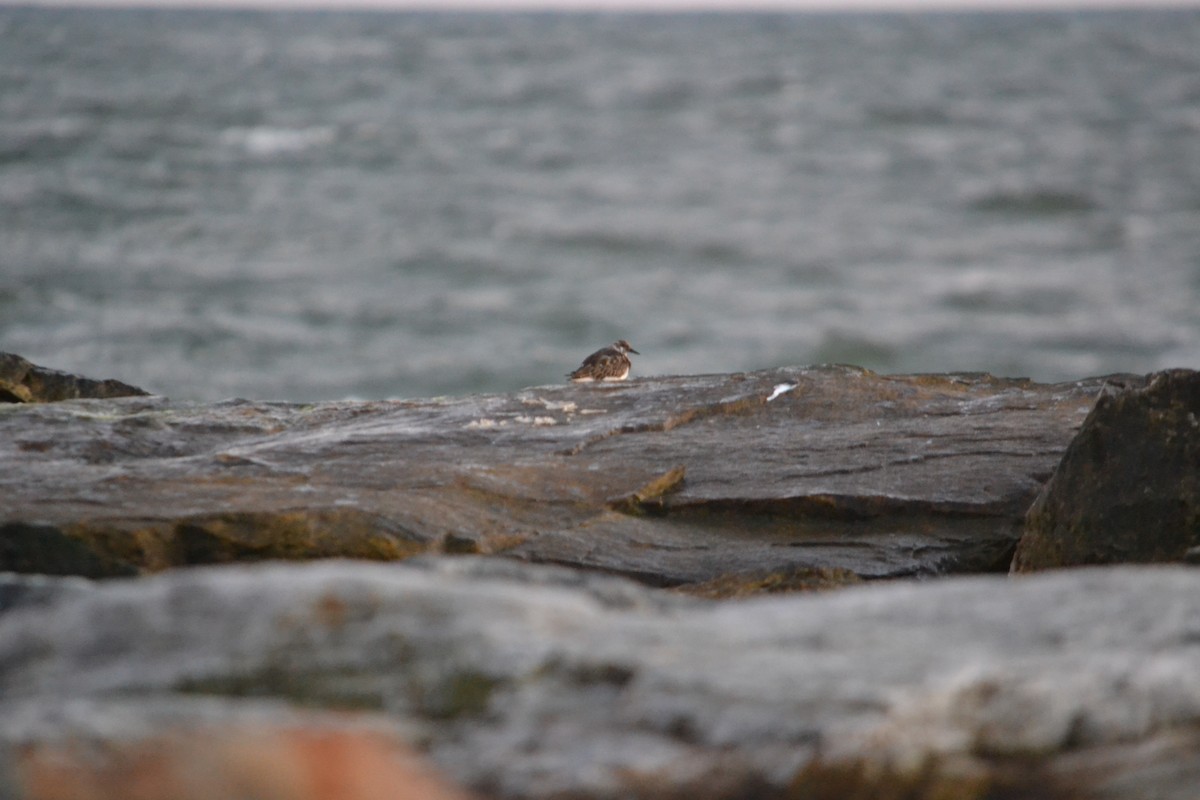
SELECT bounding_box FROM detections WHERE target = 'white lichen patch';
[513,415,559,426]
[523,397,578,414]
[472,414,558,429]
[465,418,507,430]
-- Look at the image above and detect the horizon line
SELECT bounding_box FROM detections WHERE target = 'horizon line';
[4,0,1200,12]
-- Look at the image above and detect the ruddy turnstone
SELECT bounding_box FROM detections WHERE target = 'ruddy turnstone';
[568,339,640,382]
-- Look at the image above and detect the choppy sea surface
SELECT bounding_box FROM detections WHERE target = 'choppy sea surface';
[2,8,1199,401]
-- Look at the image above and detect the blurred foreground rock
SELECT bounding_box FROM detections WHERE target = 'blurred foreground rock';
[0,352,148,403]
[8,720,474,800]
[3,558,1200,800]
[1014,368,1200,572]
[0,359,1112,587]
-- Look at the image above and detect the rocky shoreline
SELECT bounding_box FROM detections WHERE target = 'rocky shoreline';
[0,355,1120,584]
[2,353,1198,799]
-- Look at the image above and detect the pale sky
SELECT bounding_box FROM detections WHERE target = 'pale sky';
[6,0,1200,10]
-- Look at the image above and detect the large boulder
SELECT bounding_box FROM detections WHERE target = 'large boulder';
[3,558,1200,799]
[0,362,1111,587]
[1013,369,1200,572]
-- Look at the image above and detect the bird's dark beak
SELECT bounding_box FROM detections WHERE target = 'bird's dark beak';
[628,347,640,355]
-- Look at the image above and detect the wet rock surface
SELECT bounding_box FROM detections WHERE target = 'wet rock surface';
[0,364,1111,585]
[1014,368,1200,572]
[3,559,1200,800]
[0,352,149,403]
[4,356,1196,800]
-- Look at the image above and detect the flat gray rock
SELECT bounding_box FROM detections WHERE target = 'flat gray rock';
[2,559,1199,799]
[0,364,1113,587]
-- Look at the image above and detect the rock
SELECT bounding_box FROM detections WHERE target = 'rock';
[1013,369,1200,572]
[0,571,95,615]
[4,705,475,800]
[0,523,137,579]
[2,558,1200,799]
[0,362,1113,586]
[0,352,149,403]
[673,565,863,599]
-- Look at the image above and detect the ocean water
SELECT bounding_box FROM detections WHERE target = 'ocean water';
[1,8,1199,401]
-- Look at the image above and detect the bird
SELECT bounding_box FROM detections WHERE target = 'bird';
[568,339,640,382]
